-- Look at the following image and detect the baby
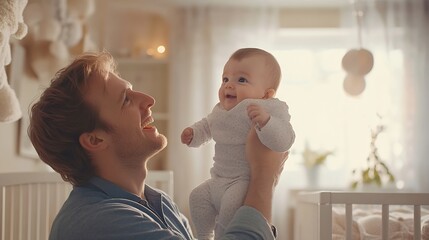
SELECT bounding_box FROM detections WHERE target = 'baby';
[181,48,295,240]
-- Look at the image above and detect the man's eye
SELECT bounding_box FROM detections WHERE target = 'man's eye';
[222,77,229,83]
[238,77,248,83]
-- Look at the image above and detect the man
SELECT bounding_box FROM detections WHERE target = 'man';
[29,52,288,240]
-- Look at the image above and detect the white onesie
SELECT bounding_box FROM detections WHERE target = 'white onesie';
[187,98,295,240]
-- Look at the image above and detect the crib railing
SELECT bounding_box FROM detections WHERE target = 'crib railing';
[0,170,174,240]
[297,191,429,240]
[0,172,72,240]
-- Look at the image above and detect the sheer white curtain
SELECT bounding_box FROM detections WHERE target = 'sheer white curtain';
[273,2,429,239]
[398,0,429,191]
[167,5,279,221]
[339,0,429,192]
[362,0,429,192]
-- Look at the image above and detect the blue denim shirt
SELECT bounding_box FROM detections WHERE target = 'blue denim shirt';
[49,177,274,240]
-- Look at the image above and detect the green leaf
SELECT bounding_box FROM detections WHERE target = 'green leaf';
[374,170,381,186]
[389,174,395,182]
[362,169,370,183]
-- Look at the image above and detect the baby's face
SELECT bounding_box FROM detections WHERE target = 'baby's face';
[219,56,272,110]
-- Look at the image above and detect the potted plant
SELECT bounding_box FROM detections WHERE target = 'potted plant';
[302,142,333,186]
[350,123,396,190]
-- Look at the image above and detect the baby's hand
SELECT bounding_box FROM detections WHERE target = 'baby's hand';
[247,104,270,130]
[181,127,194,145]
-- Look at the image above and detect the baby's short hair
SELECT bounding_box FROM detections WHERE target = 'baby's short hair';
[229,48,281,90]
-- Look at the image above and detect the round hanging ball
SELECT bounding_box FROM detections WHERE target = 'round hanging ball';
[343,74,366,96]
[342,48,374,76]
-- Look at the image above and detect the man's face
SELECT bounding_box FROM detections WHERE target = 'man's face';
[219,56,271,110]
[84,72,167,163]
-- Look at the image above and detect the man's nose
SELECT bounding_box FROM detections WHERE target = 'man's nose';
[140,93,155,110]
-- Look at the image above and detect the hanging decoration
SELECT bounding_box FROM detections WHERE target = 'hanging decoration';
[21,0,96,81]
[342,0,374,96]
[0,0,28,123]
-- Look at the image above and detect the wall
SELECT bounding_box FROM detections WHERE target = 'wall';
[279,8,340,28]
[0,3,342,174]
[0,43,49,173]
[0,121,46,172]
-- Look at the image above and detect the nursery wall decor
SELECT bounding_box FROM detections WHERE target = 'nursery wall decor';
[0,0,29,123]
[21,0,96,81]
[342,0,374,96]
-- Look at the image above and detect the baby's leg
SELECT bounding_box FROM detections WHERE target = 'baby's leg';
[189,180,217,240]
[214,179,249,239]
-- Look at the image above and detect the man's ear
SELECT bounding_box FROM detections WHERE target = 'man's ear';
[263,88,276,99]
[79,131,106,152]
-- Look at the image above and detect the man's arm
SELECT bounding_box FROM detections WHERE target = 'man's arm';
[243,127,287,222]
[221,127,288,239]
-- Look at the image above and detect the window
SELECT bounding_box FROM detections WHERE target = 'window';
[269,29,404,186]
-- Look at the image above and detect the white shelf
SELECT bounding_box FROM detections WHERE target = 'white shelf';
[116,57,168,65]
[99,1,170,170]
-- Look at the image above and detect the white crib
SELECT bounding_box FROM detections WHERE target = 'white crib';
[0,170,173,240]
[294,191,429,240]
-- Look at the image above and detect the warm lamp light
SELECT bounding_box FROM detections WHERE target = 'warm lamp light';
[146,48,155,56]
[157,45,165,54]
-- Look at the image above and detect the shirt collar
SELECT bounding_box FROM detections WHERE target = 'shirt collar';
[89,176,142,202]
[88,176,162,203]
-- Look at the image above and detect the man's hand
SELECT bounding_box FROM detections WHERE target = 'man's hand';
[244,127,289,222]
[246,127,288,185]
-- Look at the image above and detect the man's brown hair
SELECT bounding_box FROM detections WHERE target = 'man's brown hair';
[29,52,116,186]
[229,48,282,90]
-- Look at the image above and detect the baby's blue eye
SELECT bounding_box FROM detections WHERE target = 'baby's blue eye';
[238,77,248,83]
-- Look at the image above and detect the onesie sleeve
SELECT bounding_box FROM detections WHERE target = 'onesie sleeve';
[256,100,295,152]
[188,117,212,148]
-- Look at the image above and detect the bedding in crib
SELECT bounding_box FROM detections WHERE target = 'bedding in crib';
[332,206,429,240]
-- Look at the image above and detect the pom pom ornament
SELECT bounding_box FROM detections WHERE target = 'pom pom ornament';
[342,0,374,97]
[343,74,366,96]
[342,48,374,76]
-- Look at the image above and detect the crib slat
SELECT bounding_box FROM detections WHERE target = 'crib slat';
[382,204,389,240]
[36,183,41,240]
[414,205,421,240]
[345,204,352,240]
[10,193,15,239]
[26,186,32,240]
[42,184,49,240]
[9,188,15,240]
[320,203,332,240]
[18,186,23,240]
[0,188,4,240]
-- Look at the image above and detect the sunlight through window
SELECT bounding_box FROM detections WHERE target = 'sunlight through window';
[269,30,404,182]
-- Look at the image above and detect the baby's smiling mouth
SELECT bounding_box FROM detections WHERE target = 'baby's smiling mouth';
[226,94,236,99]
